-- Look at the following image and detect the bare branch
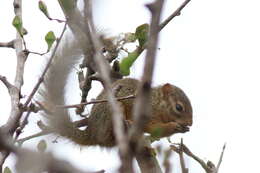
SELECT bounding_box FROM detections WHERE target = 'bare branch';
[135,137,163,173]
[16,118,89,145]
[84,1,133,171]
[14,103,35,141]
[171,144,210,172]
[16,130,51,145]
[216,143,226,173]
[179,139,189,173]
[0,40,15,48]
[129,0,164,150]
[159,0,191,31]
[58,94,135,109]
[0,0,27,168]
[124,1,165,173]
[171,142,226,173]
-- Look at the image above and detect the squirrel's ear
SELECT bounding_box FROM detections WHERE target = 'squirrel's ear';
[162,83,173,97]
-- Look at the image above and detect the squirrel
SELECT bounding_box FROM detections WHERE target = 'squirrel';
[39,37,193,147]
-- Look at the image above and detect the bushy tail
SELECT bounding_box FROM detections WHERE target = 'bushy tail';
[38,35,91,145]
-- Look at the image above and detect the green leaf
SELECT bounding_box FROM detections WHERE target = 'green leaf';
[45,31,56,51]
[37,139,47,152]
[135,23,149,48]
[119,50,139,76]
[3,167,12,173]
[39,1,50,19]
[151,127,163,139]
[12,16,23,36]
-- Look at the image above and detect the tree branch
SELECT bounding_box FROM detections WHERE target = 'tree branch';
[126,1,165,173]
[0,40,15,48]
[16,117,89,145]
[171,142,226,173]
[83,1,133,172]
[129,0,164,150]
[159,0,191,31]
[216,143,226,173]
[179,139,189,173]
[0,0,26,169]
[58,94,135,109]
[135,137,162,173]
[171,144,210,172]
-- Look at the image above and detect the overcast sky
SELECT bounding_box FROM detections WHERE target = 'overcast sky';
[1,0,260,172]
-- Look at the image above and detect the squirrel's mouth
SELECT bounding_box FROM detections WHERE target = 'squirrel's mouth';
[179,123,190,133]
[174,120,191,133]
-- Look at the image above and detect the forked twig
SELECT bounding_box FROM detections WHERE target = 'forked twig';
[171,142,226,173]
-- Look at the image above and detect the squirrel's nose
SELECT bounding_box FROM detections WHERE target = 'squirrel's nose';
[188,119,193,126]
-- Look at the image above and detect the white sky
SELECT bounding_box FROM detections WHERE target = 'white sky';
[1,0,260,172]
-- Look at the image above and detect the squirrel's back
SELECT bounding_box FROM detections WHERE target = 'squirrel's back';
[86,78,139,147]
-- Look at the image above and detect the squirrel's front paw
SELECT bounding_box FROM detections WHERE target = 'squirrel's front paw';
[170,122,190,133]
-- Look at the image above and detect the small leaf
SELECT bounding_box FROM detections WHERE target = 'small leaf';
[119,50,139,76]
[151,127,163,139]
[135,23,149,48]
[3,167,12,173]
[12,16,23,36]
[37,139,47,152]
[45,31,56,51]
[39,1,50,19]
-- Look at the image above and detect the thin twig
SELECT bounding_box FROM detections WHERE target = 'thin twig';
[58,94,135,109]
[48,17,66,23]
[179,139,189,173]
[16,118,89,144]
[16,130,51,145]
[171,142,224,173]
[23,23,67,107]
[216,143,226,172]
[171,144,209,172]
[26,50,47,56]
[159,0,191,31]
[14,103,35,141]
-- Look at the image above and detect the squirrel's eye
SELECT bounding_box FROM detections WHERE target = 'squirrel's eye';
[175,103,184,112]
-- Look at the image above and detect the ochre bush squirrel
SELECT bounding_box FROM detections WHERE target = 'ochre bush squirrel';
[39,38,193,147]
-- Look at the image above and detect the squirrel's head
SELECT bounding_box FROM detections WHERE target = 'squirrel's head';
[160,83,193,128]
